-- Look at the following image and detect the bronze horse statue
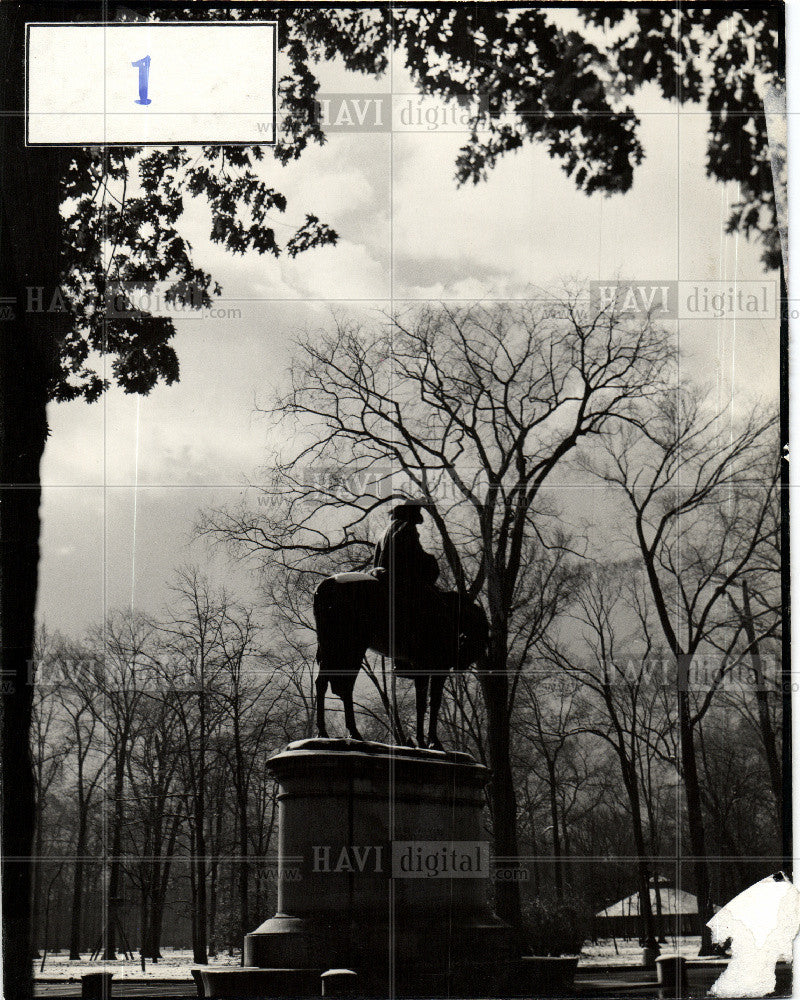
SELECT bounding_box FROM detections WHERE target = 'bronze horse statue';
[313,572,488,750]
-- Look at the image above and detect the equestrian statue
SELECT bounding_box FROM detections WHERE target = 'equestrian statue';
[313,501,488,750]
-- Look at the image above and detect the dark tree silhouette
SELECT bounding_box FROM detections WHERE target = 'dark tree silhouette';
[0,5,389,992]
[394,6,784,269]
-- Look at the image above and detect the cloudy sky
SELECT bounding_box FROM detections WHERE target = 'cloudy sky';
[37,30,780,635]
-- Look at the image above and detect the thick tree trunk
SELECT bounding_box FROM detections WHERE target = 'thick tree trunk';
[233,714,250,947]
[0,8,67,995]
[193,664,209,964]
[145,871,161,962]
[677,669,713,954]
[623,769,658,952]
[239,810,250,946]
[104,759,127,960]
[149,812,180,960]
[31,789,46,957]
[147,902,164,962]
[480,636,522,935]
[189,825,198,954]
[137,824,153,966]
[194,802,209,963]
[143,857,159,962]
[208,804,223,958]
[69,813,89,959]
[740,581,782,829]
[139,880,150,969]
[142,816,159,961]
[547,762,563,899]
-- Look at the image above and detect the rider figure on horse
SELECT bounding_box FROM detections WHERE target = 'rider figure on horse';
[373,500,438,583]
[372,501,439,661]
[313,500,488,747]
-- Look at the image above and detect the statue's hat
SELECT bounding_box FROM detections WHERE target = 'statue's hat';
[390,500,426,523]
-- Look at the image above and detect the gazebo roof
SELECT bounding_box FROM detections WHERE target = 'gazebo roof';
[596,886,699,918]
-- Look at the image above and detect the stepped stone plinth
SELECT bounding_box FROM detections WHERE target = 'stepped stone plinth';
[244,738,513,996]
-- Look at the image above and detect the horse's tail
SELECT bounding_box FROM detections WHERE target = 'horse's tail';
[313,576,338,667]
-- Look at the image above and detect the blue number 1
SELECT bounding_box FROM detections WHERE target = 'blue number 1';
[132,56,151,105]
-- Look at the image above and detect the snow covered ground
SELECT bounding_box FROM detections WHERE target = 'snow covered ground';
[34,939,707,979]
[35,949,241,981]
[580,935,703,966]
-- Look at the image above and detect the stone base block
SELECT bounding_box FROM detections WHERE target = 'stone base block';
[320,968,358,997]
[245,914,514,996]
[199,967,320,998]
[246,740,515,996]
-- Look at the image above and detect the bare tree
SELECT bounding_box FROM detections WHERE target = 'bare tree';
[539,564,675,951]
[153,570,231,964]
[516,675,577,900]
[203,294,674,927]
[438,669,488,761]
[89,611,156,960]
[214,605,288,950]
[30,628,69,956]
[588,389,779,952]
[124,684,183,962]
[725,474,783,828]
[56,642,109,959]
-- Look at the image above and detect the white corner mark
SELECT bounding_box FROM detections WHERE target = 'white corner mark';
[707,872,800,997]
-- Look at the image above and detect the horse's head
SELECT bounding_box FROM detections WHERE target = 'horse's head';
[456,601,489,671]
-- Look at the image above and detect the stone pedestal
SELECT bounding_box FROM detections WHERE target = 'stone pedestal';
[245,739,513,996]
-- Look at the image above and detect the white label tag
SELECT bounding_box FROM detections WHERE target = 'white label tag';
[26,22,277,145]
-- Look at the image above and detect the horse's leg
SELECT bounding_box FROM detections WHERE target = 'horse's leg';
[315,672,329,738]
[343,689,364,741]
[388,657,414,747]
[343,661,364,741]
[414,675,429,748]
[426,673,446,751]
